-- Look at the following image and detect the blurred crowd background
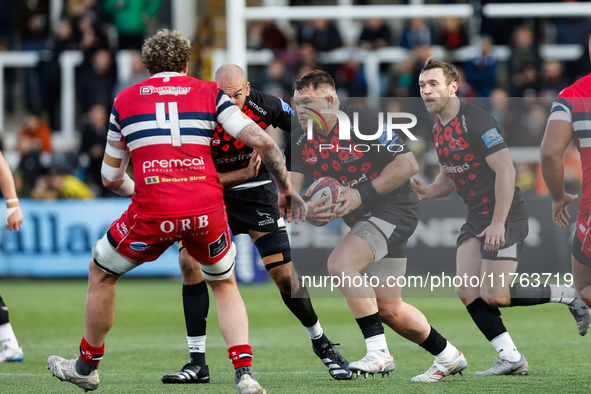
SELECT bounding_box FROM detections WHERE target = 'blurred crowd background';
[0,0,588,200]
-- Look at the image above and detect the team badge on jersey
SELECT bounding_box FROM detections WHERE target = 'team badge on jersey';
[482,128,503,148]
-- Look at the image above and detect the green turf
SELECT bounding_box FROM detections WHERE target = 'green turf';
[0,278,590,393]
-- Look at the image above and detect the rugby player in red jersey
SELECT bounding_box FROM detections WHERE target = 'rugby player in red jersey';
[541,37,591,311]
[47,30,300,394]
[162,64,351,384]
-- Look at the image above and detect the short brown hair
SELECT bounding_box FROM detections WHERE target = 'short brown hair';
[420,57,459,85]
[293,70,335,93]
[142,29,192,74]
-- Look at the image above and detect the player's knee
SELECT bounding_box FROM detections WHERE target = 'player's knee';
[482,297,507,308]
[179,248,202,278]
[269,267,292,294]
[377,298,402,325]
[254,229,291,272]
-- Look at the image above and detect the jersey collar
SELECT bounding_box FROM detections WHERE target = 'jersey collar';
[151,72,184,78]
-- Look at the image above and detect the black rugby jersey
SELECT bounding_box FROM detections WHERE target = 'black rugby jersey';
[211,88,293,180]
[286,103,414,224]
[432,101,528,224]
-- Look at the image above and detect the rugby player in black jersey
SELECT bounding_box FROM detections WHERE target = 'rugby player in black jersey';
[287,70,467,382]
[161,64,352,384]
[414,58,589,376]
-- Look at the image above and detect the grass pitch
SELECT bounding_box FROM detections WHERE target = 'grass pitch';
[0,278,590,393]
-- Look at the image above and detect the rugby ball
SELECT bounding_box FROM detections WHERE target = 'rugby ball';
[306,177,344,227]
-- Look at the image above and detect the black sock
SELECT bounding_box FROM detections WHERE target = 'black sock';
[355,312,384,339]
[0,296,9,325]
[311,333,330,349]
[466,298,507,341]
[234,366,254,384]
[183,281,209,365]
[75,357,98,376]
[509,283,551,306]
[419,326,447,356]
[281,285,319,327]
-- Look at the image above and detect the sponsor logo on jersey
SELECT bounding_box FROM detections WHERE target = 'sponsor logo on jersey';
[140,86,191,95]
[214,152,252,164]
[143,157,205,173]
[129,242,149,251]
[482,127,503,148]
[145,176,160,184]
[443,162,471,174]
[256,210,275,226]
[248,100,268,115]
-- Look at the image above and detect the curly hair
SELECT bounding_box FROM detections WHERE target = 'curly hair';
[420,57,459,85]
[293,69,336,93]
[141,29,192,74]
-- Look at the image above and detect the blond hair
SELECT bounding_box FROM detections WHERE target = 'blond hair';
[142,29,192,74]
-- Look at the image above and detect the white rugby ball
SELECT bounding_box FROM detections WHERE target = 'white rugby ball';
[306,177,344,227]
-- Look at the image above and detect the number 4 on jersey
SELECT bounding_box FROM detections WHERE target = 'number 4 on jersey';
[156,102,182,146]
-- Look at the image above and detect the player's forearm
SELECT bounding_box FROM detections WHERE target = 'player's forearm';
[424,172,456,200]
[219,170,251,190]
[373,153,418,195]
[237,123,289,191]
[491,166,515,224]
[541,153,567,202]
[260,144,289,191]
[0,154,18,201]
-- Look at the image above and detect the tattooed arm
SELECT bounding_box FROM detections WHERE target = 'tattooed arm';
[236,122,290,191]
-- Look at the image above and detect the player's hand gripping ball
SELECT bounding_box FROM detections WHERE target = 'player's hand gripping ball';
[306,177,344,227]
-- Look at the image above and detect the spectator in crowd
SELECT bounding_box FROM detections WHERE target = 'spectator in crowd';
[400,18,434,49]
[19,114,52,153]
[31,156,95,199]
[297,19,342,52]
[247,22,288,52]
[103,0,162,50]
[554,17,591,45]
[261,58,292,102]
[488,88,516,134]
[437,17,467,51]
[75,12,110,71]
[79,104,108,194]
[507,103,548,147]
[112,50,149,97]
[38,19,78,130]
[464,35,497,97]
[11,0,51,113]
[14,134,43,198]
[455,66,475,98]
[358,18,392,96]
[538,59,570,98]
[508,25,542,95]
[294,42,320,77]
[1,0,17,114]
[77,49,117,114]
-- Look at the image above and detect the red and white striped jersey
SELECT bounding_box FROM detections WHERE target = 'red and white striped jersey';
[550,73,591,215]
[108,72,241,218]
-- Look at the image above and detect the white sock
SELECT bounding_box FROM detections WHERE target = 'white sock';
[365,334,389,353]
[0,322,19,349]
[187,335,206,354]
[304,320,324,340]
[549,284,576,304]
[490,332,521,362]
[434,341,459,365]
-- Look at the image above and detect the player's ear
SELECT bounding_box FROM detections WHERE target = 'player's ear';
[183,62,189,75]
[449,81,458,96]
[246,82,251,96]
[325,95,334,107]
